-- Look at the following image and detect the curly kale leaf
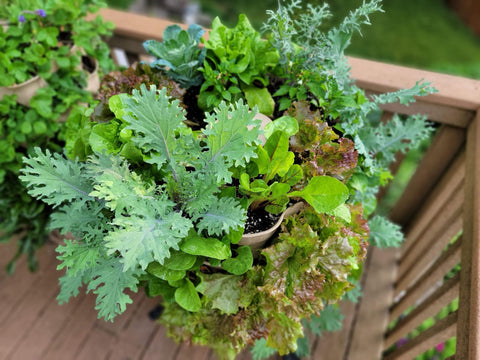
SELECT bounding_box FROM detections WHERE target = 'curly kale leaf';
[193,197,247,236]
[120,84,189,173]
[87,152,158,216]
[368,215,404,248]
[58,269,85,304]
[86,257,142,322]
[49,201,111,244]
[104,196,193,271]
[20,148,94,206]
[57,243,142,322]
[56,240,103,278]
[304,304,344,336]
[201,100,262,182]
[251,338,277,360]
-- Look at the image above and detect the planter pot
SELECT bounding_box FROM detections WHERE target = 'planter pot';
[83,55,100,93]
[252,112,271,145]
[239,202,304,253]
[0,75,47,107]
[0,19,8,31]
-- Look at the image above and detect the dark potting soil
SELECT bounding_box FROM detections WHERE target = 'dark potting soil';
[183,86,207,129]
[81,55,96,74]
[244,208,281,234]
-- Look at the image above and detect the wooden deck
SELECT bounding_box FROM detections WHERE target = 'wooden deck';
[0,237,374,360]
[0,240,217,360]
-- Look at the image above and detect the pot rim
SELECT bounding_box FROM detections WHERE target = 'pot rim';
[4,74,43,89]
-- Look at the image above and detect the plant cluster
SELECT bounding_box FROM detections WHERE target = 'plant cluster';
[0,0,114,272]
[17,0,437,358]
[21,85,351,306]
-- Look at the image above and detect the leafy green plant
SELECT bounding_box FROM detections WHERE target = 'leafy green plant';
[16,0,438,358]
[198,14,279,115]
[20,84,358,358]
[1,0,113,86]
[0,0,114,272]
[143,24,206,89]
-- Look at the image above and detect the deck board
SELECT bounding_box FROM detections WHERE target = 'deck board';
[0,240,180,360]
[0,239,359,360]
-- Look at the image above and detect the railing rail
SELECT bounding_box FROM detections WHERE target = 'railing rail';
[96,8,480,359]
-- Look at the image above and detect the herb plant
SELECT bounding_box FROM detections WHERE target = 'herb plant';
[0,0,114,272]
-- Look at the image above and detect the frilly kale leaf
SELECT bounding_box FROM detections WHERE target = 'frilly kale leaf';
[86,257,142,322]
[368,215,404,248]
[20,148,94,206]
[121,85,188,172]
[251,338,277,360]
[193,197,247,236]
[305,304,344,336]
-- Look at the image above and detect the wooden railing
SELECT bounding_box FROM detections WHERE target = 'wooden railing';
[96,8,480,360]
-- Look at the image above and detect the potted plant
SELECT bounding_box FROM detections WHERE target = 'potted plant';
[19,0,436,358]
[0,0,114,273]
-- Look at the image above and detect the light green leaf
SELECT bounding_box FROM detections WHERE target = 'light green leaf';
[327,204,351,223]
[163,251,197,271]
[175,279,201,312]
[221,246,253,275]
[147,261,187,281]
[147,278,176,300]
[109,94,129,120]
[290,176,349,214]
[243,85,275,116]
[180,235,232,260]
[89,122,121,154]
[262,131,295,179]
[264,116,299,139]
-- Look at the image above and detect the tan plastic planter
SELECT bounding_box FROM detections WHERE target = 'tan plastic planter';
[252,112,270,145]
[239,202,304,253]
[84,56,100,93]
[0,19,8,31]
[0,75,47,107]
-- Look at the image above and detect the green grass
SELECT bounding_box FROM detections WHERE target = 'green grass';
[197,0,480,79]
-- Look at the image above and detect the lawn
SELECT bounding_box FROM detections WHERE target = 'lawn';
[197,0,480,79]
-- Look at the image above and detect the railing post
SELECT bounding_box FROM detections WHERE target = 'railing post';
[457,110,480,359]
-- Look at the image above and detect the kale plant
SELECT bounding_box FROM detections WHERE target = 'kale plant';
[143,24,206,89]
[21,84,351,322]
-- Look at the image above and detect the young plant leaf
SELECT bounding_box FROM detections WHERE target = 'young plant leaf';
[180,235,232,260]
[175,279,201,312]
[221,246,253,275]
[290,176,349,214]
